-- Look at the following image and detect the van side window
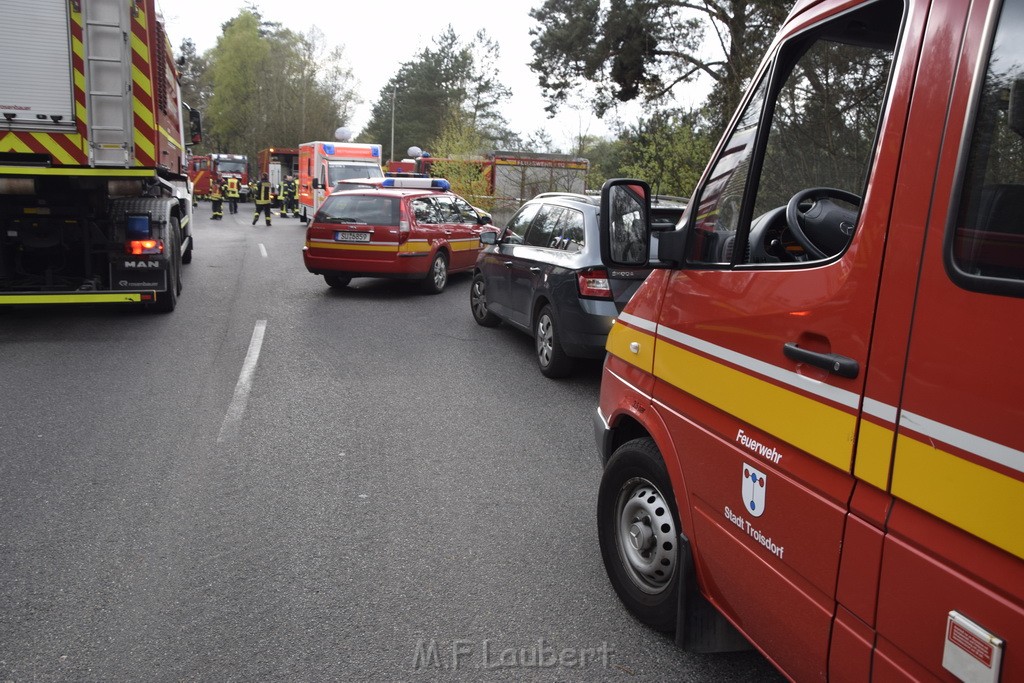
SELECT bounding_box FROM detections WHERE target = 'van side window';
[686,0,902,267]
[950,0,1024,294]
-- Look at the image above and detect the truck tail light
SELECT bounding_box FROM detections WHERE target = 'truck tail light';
[125,239,164,255]
[577,268,613,299]
[123,213,162,254]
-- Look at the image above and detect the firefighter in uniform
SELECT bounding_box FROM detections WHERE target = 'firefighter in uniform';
[252,173,273,226]
[281,175,298,218]
[210,177,224,220]
[225,176,240,214]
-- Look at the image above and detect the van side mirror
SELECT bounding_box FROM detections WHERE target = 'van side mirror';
[480,230,497,245]
[186,106,202,145]
[312,178,322,190]
[599,178,651,267]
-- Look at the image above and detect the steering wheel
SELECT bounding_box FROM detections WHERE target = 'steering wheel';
[785,187,862,259]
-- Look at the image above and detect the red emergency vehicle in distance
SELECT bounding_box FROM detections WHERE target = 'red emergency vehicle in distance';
[257,147,299,197]
[188,154,212,198]
[297,141,384,222]
[210,153,250,202]
[592,0,1023,681]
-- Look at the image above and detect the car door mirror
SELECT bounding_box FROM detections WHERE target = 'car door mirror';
[480,230,497,245]
[600,178,651,267]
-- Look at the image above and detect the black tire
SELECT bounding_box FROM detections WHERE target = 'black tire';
[597,437,681,632]
[470,273,501,327]
[535,304,573,378]
[324,274,351,289]
[152,218,180,313]
[181,232,193,264]
[422,252,448,294]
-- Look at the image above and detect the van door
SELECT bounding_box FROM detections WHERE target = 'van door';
[872,0,1024,676]
[651,1,913,679]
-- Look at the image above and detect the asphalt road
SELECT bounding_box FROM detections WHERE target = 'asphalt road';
[0,204,782,681]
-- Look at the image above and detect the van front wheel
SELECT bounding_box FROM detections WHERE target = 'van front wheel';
[597,437,680,632]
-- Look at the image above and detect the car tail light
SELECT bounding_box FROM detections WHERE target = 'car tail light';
[125,239,163,255]
[577,268,613,299]
[398,202,410,242]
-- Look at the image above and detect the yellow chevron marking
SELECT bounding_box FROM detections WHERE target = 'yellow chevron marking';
[0,134,33,154]
[135,128,155,163]
[30,133,76,166]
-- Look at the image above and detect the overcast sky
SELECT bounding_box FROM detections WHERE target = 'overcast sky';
[158,0,630,152]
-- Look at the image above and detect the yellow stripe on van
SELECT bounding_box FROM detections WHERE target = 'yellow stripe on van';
[854,420,895,488]
[892,435,1023,560]
[606,321,656,375]
[654,341,856,470]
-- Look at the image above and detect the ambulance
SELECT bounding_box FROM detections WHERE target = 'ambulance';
[593,0,1023,681]
[297,141,384,222]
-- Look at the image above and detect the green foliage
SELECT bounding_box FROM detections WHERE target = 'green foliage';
[185,9,358,162]
[529,0,788,135]
[358,27,513,160]
[617,110,714,198]
[430,112,494,210]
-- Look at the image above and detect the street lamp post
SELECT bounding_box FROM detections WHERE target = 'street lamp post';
[389,89,396,163]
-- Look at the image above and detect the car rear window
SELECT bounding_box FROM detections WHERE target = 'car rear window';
[317,195,399,225]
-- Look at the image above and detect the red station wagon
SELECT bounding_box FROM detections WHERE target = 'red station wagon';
[302,178,495,293]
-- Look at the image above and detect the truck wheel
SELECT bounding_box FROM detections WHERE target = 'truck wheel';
[181,232,193,264]
[422,252,448,294]
[535,305,573,378]
[470,273,501,327]
[152,219,181,313]
[598,437,680,632]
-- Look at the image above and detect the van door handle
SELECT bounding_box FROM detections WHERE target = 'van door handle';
[503,261,514,268]
[529,267,541,273]
[783,342,859,379]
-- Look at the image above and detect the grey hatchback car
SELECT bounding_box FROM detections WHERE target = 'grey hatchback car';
[470,192,667,378]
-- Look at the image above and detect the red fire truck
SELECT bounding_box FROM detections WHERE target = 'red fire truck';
[210,153,249,202]
[0,0,200,312]
[257,147,299,200]
[188,154,213,198]
[593,0,1023,681]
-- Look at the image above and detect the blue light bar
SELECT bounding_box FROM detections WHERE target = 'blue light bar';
[380,178,450,191]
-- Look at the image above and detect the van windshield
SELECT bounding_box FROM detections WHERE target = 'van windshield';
[317,194,398,225]
[328,162,384,185]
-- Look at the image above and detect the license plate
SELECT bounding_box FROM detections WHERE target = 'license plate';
[335,231,371,243]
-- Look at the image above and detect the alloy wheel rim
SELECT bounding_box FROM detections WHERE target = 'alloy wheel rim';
[433,258,447,289]
[471,281,487,319]
[537,315,553,366]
